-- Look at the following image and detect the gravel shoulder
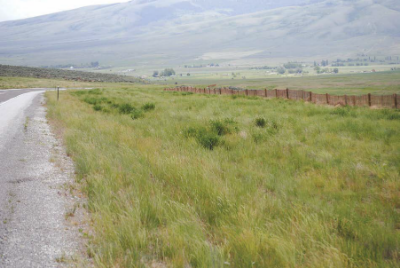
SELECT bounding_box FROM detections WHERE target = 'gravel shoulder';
[0,91,90,267]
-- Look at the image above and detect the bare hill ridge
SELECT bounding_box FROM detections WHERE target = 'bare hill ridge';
[0,0,399,67]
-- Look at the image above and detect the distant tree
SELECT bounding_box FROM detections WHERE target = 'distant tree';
[277,67,286,74]
[314,66,321,73]
[333,68,339,74]
[160,68,175,77]
[90,61,99,68]
[283,62,302,69]
[321,60,329,67]
[187,73,191,76]
[153,71,159,77]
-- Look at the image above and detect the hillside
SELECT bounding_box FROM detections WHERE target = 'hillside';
[0,64,139,83]
[0,0,399,67]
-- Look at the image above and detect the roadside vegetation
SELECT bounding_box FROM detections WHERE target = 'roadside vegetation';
[0,77,116,90]
[46,86,400,267]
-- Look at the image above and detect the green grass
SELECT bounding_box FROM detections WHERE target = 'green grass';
[47,86,400,267]
[0,76,111,89]
[156,69,400,96]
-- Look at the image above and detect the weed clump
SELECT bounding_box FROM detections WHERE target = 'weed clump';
[184,126,220,150]
[252,119,279,141]
[119,103,135,114]
[210,120,231,136]
[184,118,237,150]
[255,117,267,128]
[93,104,102,111]
[84,97,99,105]
[184,127,199,138]
[377,109,400,120]
[72,90,87,96]
[88,88,102,95]
[131,109,144,120]
[181,92,193,96]
[197,131,220,150]
[331,107,356,117]
[142,103,156,111]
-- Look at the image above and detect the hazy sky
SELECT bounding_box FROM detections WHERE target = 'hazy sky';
[0,0,130,22]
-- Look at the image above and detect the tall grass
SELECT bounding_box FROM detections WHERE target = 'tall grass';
[46,86,400,267]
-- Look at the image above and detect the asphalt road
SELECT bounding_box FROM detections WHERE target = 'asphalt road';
[0,88,54,104]
[0,89,82,267]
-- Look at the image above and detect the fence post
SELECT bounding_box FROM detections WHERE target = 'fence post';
[57,87,60,101]
[245,89,248,96]
[394,94,398,109]
[264,89,267,97]
[286,88,289,99]
[368,93,372,107]
[275,89,278,98]
[326,93,329,105]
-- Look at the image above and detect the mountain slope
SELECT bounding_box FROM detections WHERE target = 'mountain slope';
[0,0,399,67]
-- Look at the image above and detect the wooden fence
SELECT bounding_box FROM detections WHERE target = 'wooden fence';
[164,87,399,109]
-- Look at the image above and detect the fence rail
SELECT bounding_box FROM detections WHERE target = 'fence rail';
[164,87,399,109]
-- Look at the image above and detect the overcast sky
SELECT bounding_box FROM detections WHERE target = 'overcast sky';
[0,0,130,22]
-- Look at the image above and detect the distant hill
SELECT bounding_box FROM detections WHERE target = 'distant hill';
[0,65,139,83]
[0,0,399,67]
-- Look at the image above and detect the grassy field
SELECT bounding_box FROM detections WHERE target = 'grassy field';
[153,69,400,96]
[0,77,137,90]
[0,77,99,89]
[46,85,400,267]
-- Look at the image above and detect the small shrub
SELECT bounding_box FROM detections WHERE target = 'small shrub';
[72,90,87,96]
[102,107,111,113]
[210,120,231,136]
[266,120,279,134]
[119,103,135,114]
[181,92,193,96]
[142,103,156,111]
[184,127,199,138]
[93,104,102,111]
[270,120,279,130]
[231,94,246,99]
[331,107,355,117]
[197,132,220,150]
[99,97,111,104]
[184,126,220,150]
[377,109,400,121]
[88,88,102,95]
[255,117,267,128]
[84,97,98,105]
[131,109,144,120]
[111,103,120,109]
[252,132,267,143]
